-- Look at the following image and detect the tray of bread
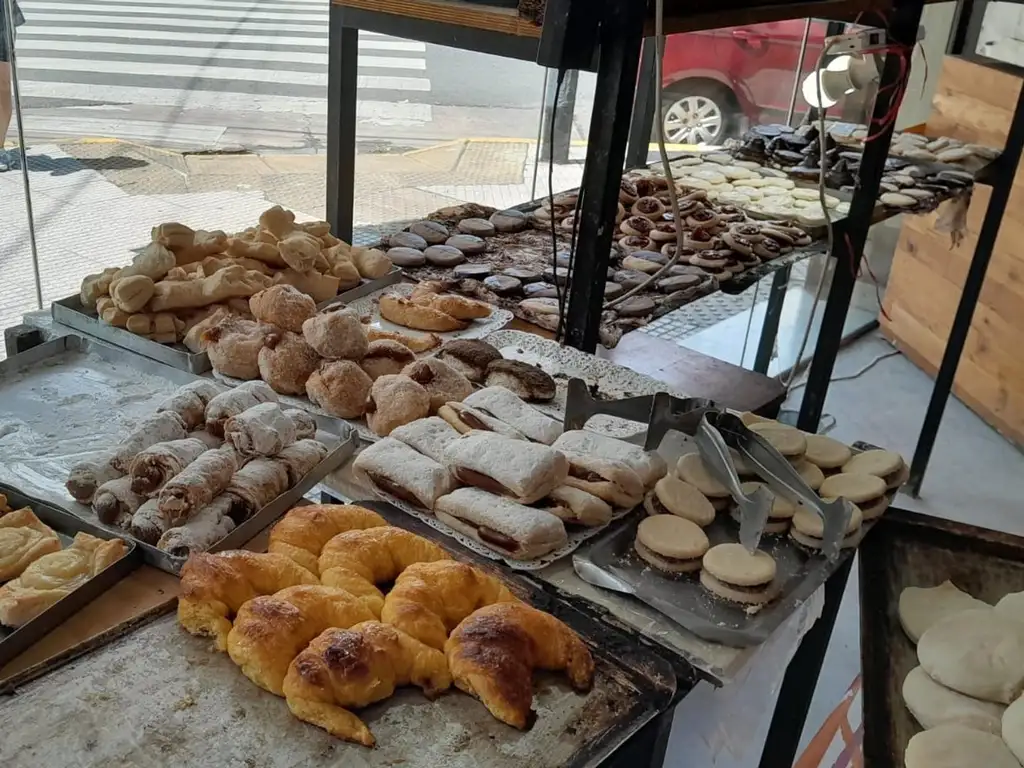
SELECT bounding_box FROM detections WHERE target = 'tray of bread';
[577,421,909,646]
[859,508,1024,768]
[0,483,140,666]
[0,502,677,767]
[54,205,397,373]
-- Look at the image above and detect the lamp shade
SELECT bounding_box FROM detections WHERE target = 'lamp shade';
[801,54,879,109]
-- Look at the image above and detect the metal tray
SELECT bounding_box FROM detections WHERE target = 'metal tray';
[52,295,212,374]
[859,508,1024,768]
[319,265,404,308]
[0,483,142,667]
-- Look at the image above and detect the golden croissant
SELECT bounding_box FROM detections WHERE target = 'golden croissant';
[177,550,318,650]
[283,621,451,746]
[267,504,388,574]
[317,527,450,604]
[381,561,520,650]
[227,585,377,695]
[445,602,594,729]
[0,507,62,582]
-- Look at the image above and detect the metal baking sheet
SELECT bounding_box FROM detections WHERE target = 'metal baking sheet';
[0,509,678,768]
[0,483,141,667]
[320,265,404,308]
[52,295,211,374]
[859,508,1024,768]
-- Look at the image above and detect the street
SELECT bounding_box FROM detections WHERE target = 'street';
[11,0,596,152]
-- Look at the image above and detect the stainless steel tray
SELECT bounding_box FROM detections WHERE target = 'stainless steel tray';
[0,483,142,667]
[320,265,404,308]
[52,295,211,374]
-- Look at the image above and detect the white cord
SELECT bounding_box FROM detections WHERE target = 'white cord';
[787,349,899,393]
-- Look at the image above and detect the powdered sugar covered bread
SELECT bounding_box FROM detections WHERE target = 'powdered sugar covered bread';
[462,386,562,444]
[552,430,667,488]
[390,417,460,464]
[204,380,277,437]
[434,487,567,559]
[353,437,457,509]
[442,431,568,504]
[224,402,297,458]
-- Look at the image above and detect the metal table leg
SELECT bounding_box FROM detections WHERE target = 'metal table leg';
[326,6,359,242]
[754,266,790,374]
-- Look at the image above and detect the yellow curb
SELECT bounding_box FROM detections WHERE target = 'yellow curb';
[404,137,700,156]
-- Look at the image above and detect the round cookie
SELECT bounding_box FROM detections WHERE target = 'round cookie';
[749,422,807,457]
[802,434,852,469]
[729,481,796,533]
[899,581,991,643]
[1004,695,1024,765]
[676,453,730,507]
[700,543,777,605]
[841,449,905,489]
[643,475,715,527]
[789,503,863,550]
[791,459,825,491]
[902,665,1005,733]
[634,515,709,574]
[905,724,1020,768]
[818,472,888,520]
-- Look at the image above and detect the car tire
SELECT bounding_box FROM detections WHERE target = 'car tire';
[657,81,740,146]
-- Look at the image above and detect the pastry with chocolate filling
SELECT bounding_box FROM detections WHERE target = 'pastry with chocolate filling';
[462,386,562,444]
[643,475,715,527]
[552,430,666,488]
[434,339,502,383]
[442,431,568,505]
[560,451,644,508]
[789,502,864,550]
[539,485,612,528]
[803,434,852,471]
[433,487,567,560]
[352,437,457,510]
[359,340,415,381]
[365,374,431,437]
[728,482,795,533]
[390,416,460,464]
[818,472,889,520]
[675,453,731,510]
[483,359,556,402]
[700,543,778,605]
[437,402,527,440]
[634,515,709,574]
[840,449,906,490]
[401,358,473,413]
[749,422,807,458]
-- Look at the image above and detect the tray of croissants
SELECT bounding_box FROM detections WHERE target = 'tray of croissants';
[55,205,398,374]
[63,378,357,574]
[0,483,140,665]
[165,501,673,760]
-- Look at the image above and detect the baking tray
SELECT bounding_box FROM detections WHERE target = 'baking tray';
[0,504,679,768]
[320,265,404,308]
[51,295,211,374]
[859,507,1024,768]
[0,483,142,667]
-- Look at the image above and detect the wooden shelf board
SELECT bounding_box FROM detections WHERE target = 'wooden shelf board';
[333,0,541,38]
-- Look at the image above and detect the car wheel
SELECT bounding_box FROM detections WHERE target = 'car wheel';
[659,82,738,146]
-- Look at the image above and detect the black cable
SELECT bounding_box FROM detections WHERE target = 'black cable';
[548,67,568,342]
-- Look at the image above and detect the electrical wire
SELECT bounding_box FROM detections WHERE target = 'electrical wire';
[786,349,899,393]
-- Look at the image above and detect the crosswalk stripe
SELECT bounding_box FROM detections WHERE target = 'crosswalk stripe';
[23,12,328,32]
[17,54,425,76]
[13,39,427,61]
[19,29,330,45]
[22,2,328,20]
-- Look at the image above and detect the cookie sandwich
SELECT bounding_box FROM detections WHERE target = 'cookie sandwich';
[634,515,709,574]
[819,472,889,520]
[643,474,715,527]
[700,542,778,605]
[676,453,732,510]
[728,481,795,533]
[789,502,864,551]
[841,448,907,491]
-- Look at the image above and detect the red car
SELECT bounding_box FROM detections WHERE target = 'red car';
[661,20,833,145]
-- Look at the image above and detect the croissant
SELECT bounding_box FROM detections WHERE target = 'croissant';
[227,585,377,696]
[267,504,388,574]
[445,602,594,729]
[381,561,520,650]
[283,621,452,746]
[177,550,318,650]
[316,528,450,606]
[0,508,63,581]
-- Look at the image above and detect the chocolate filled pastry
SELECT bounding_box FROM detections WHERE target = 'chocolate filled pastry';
[156,494,236,557]
[552,430,666,488]
[631,196,666,219]
[649,221,678,243]
[620,215,655,238]
[390,416,461,464]
[480,360,553,403]
[66,453,122,505]
[683,229,719,251]
[158,446,241,526]
[434,339,502,383]
[274,439,329,485]
[224,402,298,458]
[463,386,562,444]
[258,331,320,395]
[437,402,526,439]
[434,487,567,559]
[401,358,473,413]
[753,237,783,260]
[539,485,612,528]
[224,457,291,521]
[248,284,316,333]
[560,451,644,508]
[92,476,145,527]
[128,437,209,497]
[443,431,568,504]
[130,498,171,544]
[203,316,269,381]
[379,295,467,332]
[618,235,653,254]
[365,374,431,437]
[110,411,188,473]
[359,339,415,381]
[204,380,277,438]
[686,208,720,230]
[302,306,369,360]
[729,223,764,243]
[306,361,373,420]
[156,381,223,431]
[619,179,639,204]
[352,436,457,509]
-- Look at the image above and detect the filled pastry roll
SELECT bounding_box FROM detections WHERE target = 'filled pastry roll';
[128,437,209,496]
[224,457,290,521]
[538,485,613,527]
[552,430,667,488]
[462,386,562,444]
[389,416,460,464]
[559,451,644,508]
[92,476,145,527]
[130,499,169,544]
[204,380,277,437]
[157,380,223,430]
[66,452,122,504]
[285,409,317,441]
[352,437,456,510]
[434,487,567,559]
[110,411,188,473]
[224,402,297,458]
[157,495,236,558]
[275,439,329,485]
[442,431,568,505]
[437,402,527,440]
[158,446,241,526]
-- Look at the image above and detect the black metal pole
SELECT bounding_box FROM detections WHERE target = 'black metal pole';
[563,3,647,352]
[908,83,1024,496]
[753,266,790,374]
[625,38,658,169]
[796,3,923,433]
[326,6,359,242]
